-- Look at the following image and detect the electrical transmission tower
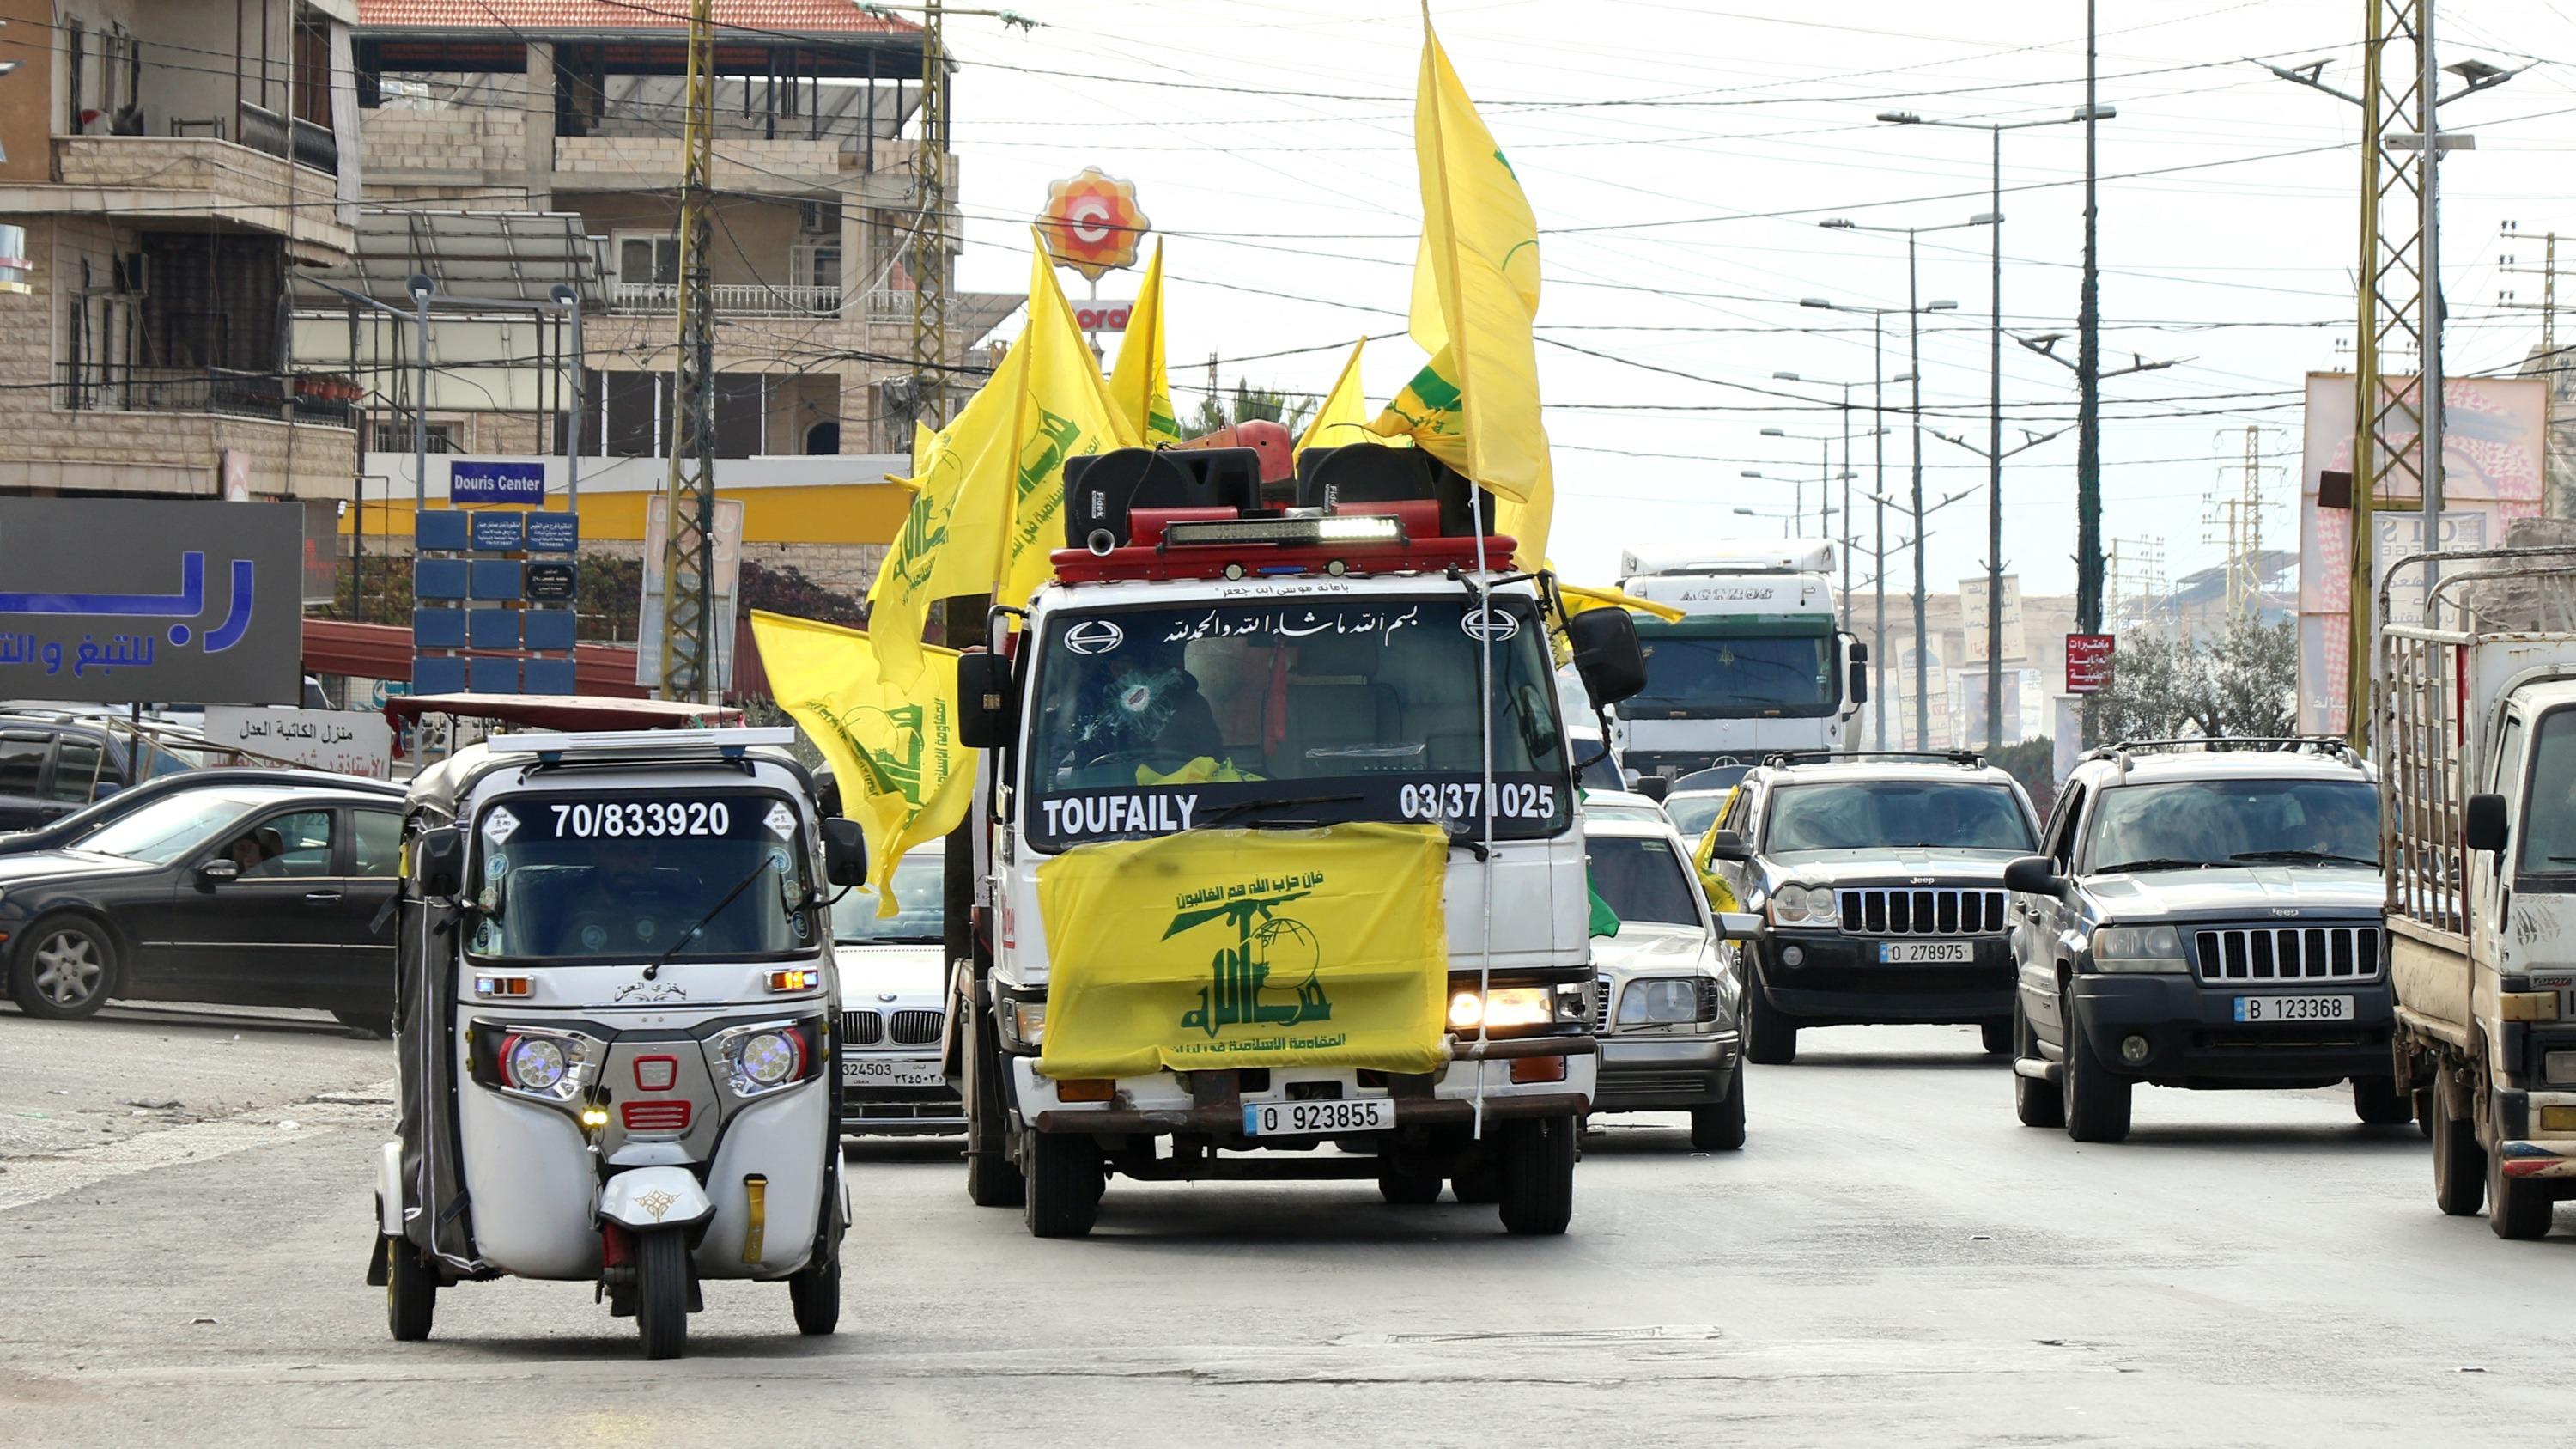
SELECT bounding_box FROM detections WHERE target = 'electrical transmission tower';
[2204,425,2282,626]
[2498,221,2557,357]
[2105,536,2166,632]
[656,0,719,703]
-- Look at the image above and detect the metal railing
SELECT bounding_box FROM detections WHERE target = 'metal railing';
[59,363,351,423]
[611,281,841,316]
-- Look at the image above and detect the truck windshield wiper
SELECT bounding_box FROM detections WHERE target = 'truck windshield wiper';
[1194,793,1362,828]
[2231,849,2378,868]
[2095,857,2217,874]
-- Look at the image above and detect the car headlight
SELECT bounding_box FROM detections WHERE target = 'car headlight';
[2091,923,2190,974]
[708,1020,819,1097]
[999,995,1047,1050]
[1449,986,1552,1031]
[1766,883,1839,928]
[1618,977,1702,1025]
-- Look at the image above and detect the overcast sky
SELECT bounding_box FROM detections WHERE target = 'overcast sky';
[938,0,2576,601]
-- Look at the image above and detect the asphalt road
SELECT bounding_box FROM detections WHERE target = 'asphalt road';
[3,1004,2569,1447]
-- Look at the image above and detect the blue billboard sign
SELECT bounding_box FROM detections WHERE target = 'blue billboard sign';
[448,461,544,505]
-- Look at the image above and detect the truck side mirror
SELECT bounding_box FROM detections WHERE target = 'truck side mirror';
[1633,775,1670,802]
[1846,641,1870,706]
[413,826,465,899]
[1565,609,1649,709]
[1705,829,1752,862]
[2464,792,2509,855]
[2002,855,2063,896]
[822,817,870,886]
[956,651,1017,750]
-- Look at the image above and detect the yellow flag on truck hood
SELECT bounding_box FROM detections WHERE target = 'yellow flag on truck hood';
[1035,823,1452,1079]
[748,612,973,917]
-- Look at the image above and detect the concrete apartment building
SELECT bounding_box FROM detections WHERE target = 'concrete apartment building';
[0,0,365,529]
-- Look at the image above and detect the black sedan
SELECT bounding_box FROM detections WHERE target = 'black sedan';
[1,783,404,1030]
[0,767,403,857]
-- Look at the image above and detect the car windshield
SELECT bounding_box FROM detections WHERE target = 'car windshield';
[2087,777,2379,872]
[1766,781,2035,854]
[1588,835,1702,928]
[467,793,817,962]
[836,850,944,944]
[1582,801,1668,824]
[1665,791,1730,839]
[75,789,279,864]
[1024,596,1570,849]
[1631,620,1837,717]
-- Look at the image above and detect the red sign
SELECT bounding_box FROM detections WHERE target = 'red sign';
[2066,633,2115,694]
[1072,302,1133,333]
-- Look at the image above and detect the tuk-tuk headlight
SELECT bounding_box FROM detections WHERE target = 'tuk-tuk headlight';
[708,1020,819,1098]
[503,1034,568,1093]
[482,1026,592,1103]
[737,1030,802,1086]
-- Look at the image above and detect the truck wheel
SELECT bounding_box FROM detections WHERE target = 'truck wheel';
[1378,1168,1444,1205]
[2012,996,2065,1129]
[1743,974,1798,1066]
[787,1251,840,1336]
[963,1009,1025,1209]
[2488,1143,2557,1240]
[2059,992,2131,1144]
[1978,1019,2012,1056]
[2432,1081,2486,1217]
[1497,1115,1577,1235]
[2414,1086,2434,1141]
[384,1237,436,1342]
[635,1227,690,1360]
[1021,1130,1103,1239]
[1690,1059,1746,1150]
[2351,1076,2413,1126]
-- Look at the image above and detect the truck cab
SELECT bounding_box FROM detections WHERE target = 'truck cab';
[1613,542,1867,780]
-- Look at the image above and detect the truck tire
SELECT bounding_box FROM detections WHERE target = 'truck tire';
[384,1237,436,1342]
[1978,1019,2012,1056]
[2432,1080,2486,1217]
[1497,1115,1577,1235]
[2413,1086,2434,1140]
[2012,995,2065,1129]
[2488,1142,2556,1240]
[635,1227,690,1361]
[2059,991,2131,1144]
[963,1009,1025,1209]
[2351,1076,2413,1126]
[1021,1130,1103,1239]
[1744,974,1797,1066]
[1690,1059,1746,1150]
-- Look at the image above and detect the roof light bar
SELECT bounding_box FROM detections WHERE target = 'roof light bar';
[1163,514,1406,550]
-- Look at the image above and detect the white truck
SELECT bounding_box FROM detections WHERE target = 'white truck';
[945,443,1677,1239]
[1613,541,1868,780]
[2382,545,2576,1239]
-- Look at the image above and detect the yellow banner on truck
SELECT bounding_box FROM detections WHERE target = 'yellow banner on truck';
[1035,822,1450,1079]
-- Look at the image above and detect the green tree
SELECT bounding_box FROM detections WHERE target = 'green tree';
[2087,618,2298,744]
[1989,735,2057,817]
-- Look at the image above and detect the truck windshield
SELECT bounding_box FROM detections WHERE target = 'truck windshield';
[2518,709,2576,875]
[1588,834,1701,928]
[466,793,817,962]
[1023,595,1570,850]
[1766,781,2034,854]
[1631,619,1837,718]
[835,849,944,945]
[2087,778,2379,873]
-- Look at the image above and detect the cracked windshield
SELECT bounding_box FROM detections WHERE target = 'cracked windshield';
[467,794,817,961]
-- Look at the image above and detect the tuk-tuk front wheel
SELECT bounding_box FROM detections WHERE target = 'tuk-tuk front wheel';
[636,1228,691,1360]
[385,1238,436,1342]
[787,1251,840,1336]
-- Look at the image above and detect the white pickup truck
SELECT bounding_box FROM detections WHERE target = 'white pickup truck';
[2381,545,2576,1239]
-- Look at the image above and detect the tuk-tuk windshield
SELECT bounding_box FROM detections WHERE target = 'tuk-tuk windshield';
[466,792,818,962]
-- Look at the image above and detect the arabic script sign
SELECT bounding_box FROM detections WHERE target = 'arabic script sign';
[2065,633,2115,695]
[201,706,395,778]
[0,500,301,705]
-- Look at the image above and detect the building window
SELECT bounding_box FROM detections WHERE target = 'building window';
[613,234,681,289]
[364,418,457,454]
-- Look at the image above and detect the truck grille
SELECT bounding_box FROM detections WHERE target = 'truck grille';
[1593,975,1612,1033]
[1838,888,2008,935]
[890,1008,944,1045]
[841,1010,882,1046]
[2192,925,2382,983]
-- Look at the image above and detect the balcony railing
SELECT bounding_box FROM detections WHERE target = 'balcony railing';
[236,101,339,177]
[611,282,843,316]
[60,363,354,425]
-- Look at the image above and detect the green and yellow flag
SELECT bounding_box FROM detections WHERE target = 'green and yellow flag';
[1369,12,1546,507]
[1035,823,1452,1078]
[999,228,1129,609]
[1298,336,1375,455]
[750,612,974,916]
[1105,239,1177,449]
[866,337,1025,687]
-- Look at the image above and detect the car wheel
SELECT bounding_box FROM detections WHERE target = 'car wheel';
[2059,988,2131,1143]
[1022,1129,1103,1239]
[2432,1075,2486,1217]
[2351,1076,2414,1126]
[2012,994,2065,1129]
[1497,1115,1577,1235]
[1690,1059,1747,1151]
[1743,967,1797,1066]
[9,916,116,1020]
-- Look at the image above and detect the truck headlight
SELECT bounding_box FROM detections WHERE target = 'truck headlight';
[999,995,1047,1050]
[2091,924,2190,974]
[1618,977,1702,1025]
[1767,884,1838,928]
[1449,986,1552,1031]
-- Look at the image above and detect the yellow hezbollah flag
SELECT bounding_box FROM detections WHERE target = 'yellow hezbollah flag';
[867,338,1026,687]
[1105,239,1177,448]
[749,612,973,916]
[1000,228,1130,608]
[1298,336,1385,455]
[1035,823,1451,1078]
[1368,12,1545,503]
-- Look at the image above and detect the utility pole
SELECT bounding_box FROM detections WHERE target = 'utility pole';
[2076,0,2104,637]
[910,0,953,432]
[658,0,718,703]
[1908,228,1929,752]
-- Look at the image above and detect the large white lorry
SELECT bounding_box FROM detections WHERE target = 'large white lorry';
[1613,541,1868,780]
[2381,545,2576,1239]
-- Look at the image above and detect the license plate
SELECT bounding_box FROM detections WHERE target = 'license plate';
[2233,994,2354,1024]
[1879,941,1972,964]
[1241,1098,1393,1137]
[841,1056,945,1087]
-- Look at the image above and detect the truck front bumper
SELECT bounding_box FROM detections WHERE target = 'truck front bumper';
[1757,933,2014,1025]
[1593,1031,1739,1111]
[2069,974,2397,1087]
[1012,1036,1595,1136]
